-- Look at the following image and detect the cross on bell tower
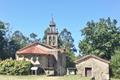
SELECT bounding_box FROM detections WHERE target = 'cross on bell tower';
[46,17,58,48]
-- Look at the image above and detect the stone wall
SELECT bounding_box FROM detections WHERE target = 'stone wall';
[49,50,66,76]
[16,54,55,68]
[76,58,109,80]
[16,51,66,76]
[57,53,66,75]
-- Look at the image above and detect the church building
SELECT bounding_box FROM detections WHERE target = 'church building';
[16,18,66,76]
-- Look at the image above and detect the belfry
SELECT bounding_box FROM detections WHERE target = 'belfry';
[46,17,58,48]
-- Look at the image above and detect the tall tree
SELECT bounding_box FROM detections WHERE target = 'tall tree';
[58,28,74,49]
[30,32,37,39]
[42,28,49,43]
[0,21,10,60]
[11,30,28,50]
[29,33,40,43]
[79,17,120,60]
[59,28,76,67]
[8,30,29,59]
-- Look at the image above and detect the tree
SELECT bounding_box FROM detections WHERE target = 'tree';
[59,28,76,67]
[10,30,28,50]
[79,17,120,60]
[29,33,40,43]
[30,33,37,39]
[110,48,120,78]
[0,21,10,60]
[58,28,74,49]
[8,30,30,59]
[42,28,49,43]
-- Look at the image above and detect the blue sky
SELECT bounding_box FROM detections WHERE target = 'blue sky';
[0,0,120,55]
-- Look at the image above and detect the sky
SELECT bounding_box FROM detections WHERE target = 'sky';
[0,0,120,55]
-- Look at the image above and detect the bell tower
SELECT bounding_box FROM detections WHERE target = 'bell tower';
[46,17,58,48]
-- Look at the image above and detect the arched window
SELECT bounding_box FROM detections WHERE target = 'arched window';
[53,36,56,45]
[49,36,51,45]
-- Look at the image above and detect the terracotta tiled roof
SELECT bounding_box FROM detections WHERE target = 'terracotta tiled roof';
[16,42,55,55]
[40,43,55,49]
[74,55,110,64]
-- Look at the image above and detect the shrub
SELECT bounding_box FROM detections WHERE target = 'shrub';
[0,59,32,75]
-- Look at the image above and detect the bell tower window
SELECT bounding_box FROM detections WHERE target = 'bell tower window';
[49,36,51,45]
[53,36,56,45]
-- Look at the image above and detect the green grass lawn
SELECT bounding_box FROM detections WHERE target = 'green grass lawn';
[0,75,119,80]
[111,78,120,80]
[0,75,89,80]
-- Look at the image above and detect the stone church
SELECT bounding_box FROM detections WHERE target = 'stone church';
[16,18,66,76]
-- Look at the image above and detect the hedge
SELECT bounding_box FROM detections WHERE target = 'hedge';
[0,59,32,75]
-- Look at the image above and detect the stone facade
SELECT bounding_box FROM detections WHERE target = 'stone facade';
[75,55,110,80]
[16,54,55,68]
[16,43,66,76]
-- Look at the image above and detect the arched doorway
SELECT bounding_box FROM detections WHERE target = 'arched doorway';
[31,66,46,75]
[37,67,45,75]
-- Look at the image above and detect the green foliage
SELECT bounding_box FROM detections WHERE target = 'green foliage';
[0,20,42,59]
[58,28,74,49]
[79,18,120,60]
[0,59,32,75]
[66,49,76,67]
[42,27,49,43]
[30,32,37,39]
[58,28,76,67]
[29,33,41,43]
[11,30,28,50]
[8,30,30,59]
[0,21,10,60]
[110,49,120,78]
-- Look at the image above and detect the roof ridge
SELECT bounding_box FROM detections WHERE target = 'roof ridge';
[17,42,56,52]
[75,55,110,64]
[17,42,39,51]
[40,43,56,49]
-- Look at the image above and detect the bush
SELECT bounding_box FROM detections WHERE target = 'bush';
[0,59,32,75]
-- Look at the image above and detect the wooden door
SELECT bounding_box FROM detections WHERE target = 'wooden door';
[85,67,92,77]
